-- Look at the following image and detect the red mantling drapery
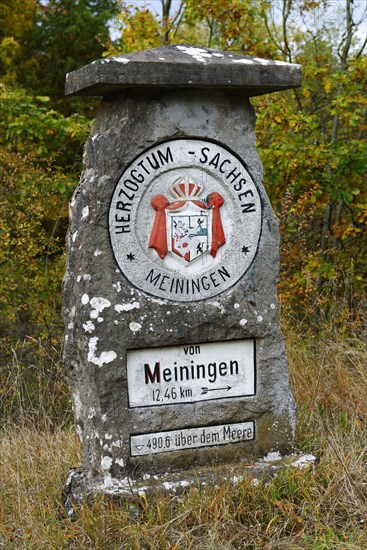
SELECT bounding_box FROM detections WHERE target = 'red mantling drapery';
[207,192,225,258]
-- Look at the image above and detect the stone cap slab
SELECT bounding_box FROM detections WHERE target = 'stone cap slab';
[65,44,302,97]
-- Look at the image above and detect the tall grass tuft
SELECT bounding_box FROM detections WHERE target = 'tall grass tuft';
[0,336,72,430]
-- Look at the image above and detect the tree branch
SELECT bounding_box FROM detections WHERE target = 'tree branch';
[161,0,173,44]
[261,2,286,56]
[282,0,293,63]
[338,0,355,69]
[356,35,367,59]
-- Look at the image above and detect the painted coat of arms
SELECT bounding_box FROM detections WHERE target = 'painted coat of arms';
[148,176,226,263]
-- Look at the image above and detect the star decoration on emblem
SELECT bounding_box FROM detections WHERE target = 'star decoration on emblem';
[126,253,136,261]
[242,245,251,255]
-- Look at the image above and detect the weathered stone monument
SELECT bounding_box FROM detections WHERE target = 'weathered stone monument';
[63,45,302,498]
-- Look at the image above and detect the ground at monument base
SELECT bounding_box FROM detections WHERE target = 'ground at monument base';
[63,452,316,514]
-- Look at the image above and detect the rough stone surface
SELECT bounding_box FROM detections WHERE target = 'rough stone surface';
[65,44,302,97]
[62,86,297,493]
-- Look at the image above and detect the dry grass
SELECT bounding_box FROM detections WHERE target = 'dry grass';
[0,331,366,549]
[0,336,72,430]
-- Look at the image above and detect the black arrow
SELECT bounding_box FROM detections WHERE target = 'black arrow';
[201,385,231,395]
[135,444,145,450]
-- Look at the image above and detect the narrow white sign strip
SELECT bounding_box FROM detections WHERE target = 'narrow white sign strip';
[131,421,255,456]
[127,339,255,408]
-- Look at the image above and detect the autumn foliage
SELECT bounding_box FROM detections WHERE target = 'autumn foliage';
[0,0,366,352]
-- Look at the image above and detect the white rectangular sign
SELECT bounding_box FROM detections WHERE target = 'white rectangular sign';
[131,421,255,456]
[127,339,255,408]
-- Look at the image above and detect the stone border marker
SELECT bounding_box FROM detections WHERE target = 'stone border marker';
[63,44,302,499]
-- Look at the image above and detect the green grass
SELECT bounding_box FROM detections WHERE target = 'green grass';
[0,330,366,549]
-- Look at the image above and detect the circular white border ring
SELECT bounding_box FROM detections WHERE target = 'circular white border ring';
[108,138,262,302]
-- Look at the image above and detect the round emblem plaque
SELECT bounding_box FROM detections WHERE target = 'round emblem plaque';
[109,138,262,302]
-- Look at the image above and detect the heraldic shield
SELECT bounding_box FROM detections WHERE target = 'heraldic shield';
[149,176,226,263]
